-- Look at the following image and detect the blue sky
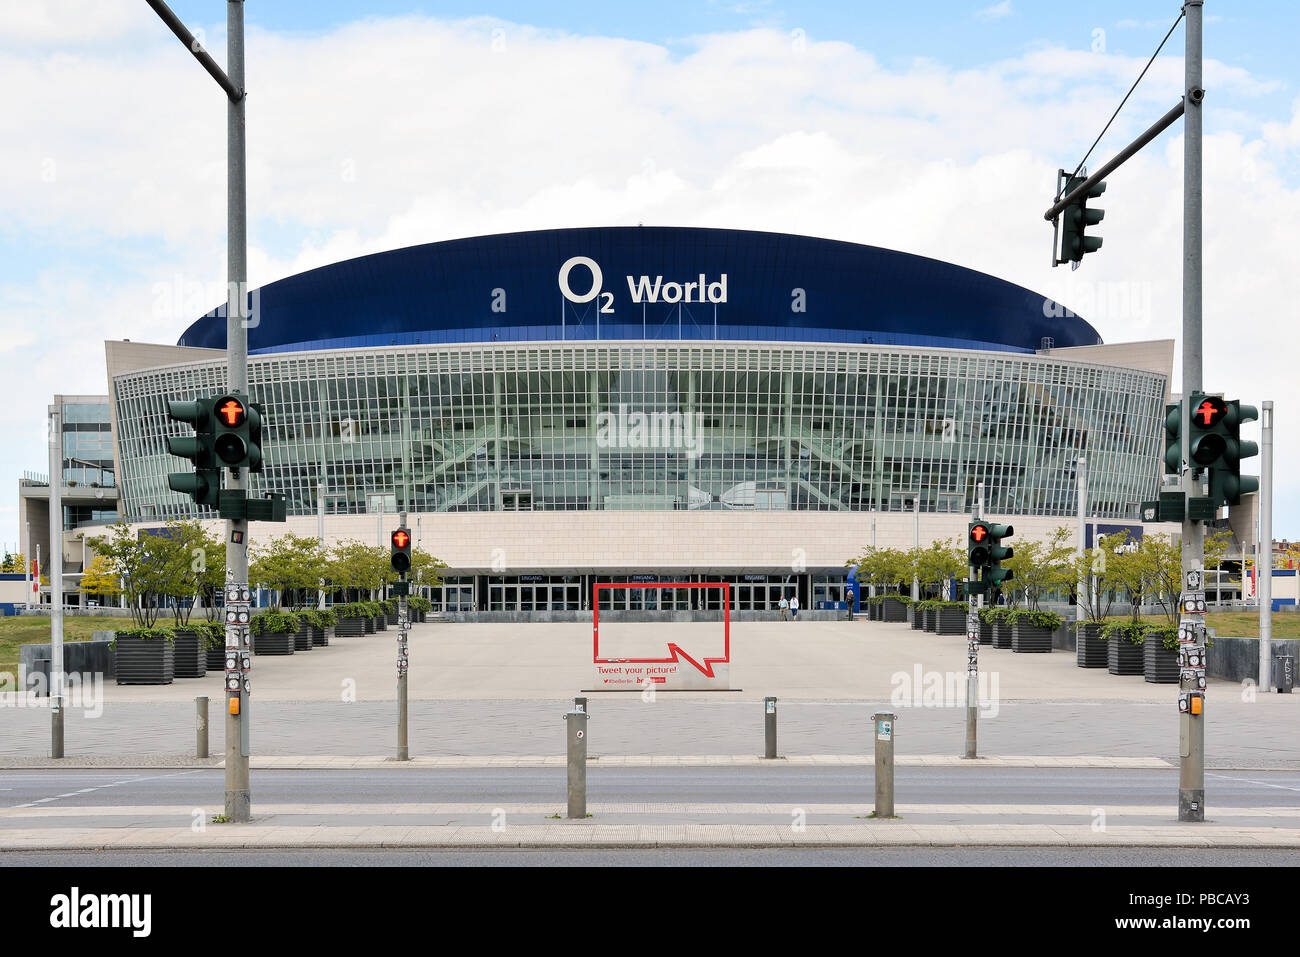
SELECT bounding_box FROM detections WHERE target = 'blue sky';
[1,0,1297,549]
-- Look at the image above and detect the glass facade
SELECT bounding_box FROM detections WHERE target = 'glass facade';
[112,342,1165,522]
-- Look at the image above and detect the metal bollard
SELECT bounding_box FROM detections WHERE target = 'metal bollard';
[565,709,588,818]
[870,711,896,818]
[764,696,777,758]
[196,696,209,759]
[575,695,588,715]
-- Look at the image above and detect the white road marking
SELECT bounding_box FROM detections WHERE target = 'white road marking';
[10,769,207,809]
[1207,772,1300,793]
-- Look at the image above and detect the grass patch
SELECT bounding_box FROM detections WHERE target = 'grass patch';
[1096,612,1300,640]
[0,615,130,690]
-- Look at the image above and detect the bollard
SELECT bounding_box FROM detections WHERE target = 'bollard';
[565,709,588,818]
[870,711,896,818]
[764,696,777,758]
[196,696,209,759]
[575,695,588,715]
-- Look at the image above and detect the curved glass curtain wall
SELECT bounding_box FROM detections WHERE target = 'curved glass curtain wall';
[112,343,1165,521]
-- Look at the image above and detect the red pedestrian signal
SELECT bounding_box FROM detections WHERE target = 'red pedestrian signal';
[1194,397,1226,428]
[392,530,410,550]
[970,524,988,543]
[390,527,412,574]
[217,397,247,427]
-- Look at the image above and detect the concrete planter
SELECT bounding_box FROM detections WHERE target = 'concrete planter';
[881,598,907,623]
[171,630,207,678]
[1144,637,1180,683]
[335,617,366,637]
[934,607,967,635]
[1075,623,1107,668]
[114,635,174,685]
[1011,622,1054,653]
[253,629,295,656]
[1108,637,1144,675]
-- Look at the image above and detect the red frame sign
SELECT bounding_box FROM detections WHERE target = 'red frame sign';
[592,581,731,677]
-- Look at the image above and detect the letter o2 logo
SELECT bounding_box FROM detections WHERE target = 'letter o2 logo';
[558,256,603,304]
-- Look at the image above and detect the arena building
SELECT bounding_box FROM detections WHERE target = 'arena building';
[96,226,1173,615]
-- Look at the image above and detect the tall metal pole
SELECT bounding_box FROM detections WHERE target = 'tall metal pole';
[223,0,251,823]
[47,405,65,758]
[317,481,326,610]
[869,517,877,598]
[1178,0,1206,824]
[1077,456,1088,623]
[1259,401,1273,690]
[911,495,919,601]
[24,521,31,609]
[965,482,984,759]
[396,509,410,761]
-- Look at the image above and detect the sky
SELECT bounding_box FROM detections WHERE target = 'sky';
[1,0,1298,550]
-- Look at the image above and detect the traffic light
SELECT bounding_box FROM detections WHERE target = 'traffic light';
[1061,175,1105,263]
[1186,393,1229,469]
[969,521,993,571]
[1212,400,1259,507]
[166,397,219,507]
[211,392,263,472]
[983,524,1015,589]
[1163,401,1182,475]
[390,527,412,575]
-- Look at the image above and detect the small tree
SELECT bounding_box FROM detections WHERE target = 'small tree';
[1,551,25,574]
[251,533,328,610]
[1141,533,1183,624]
[79,554,122,605]
[1003,527,1073,611]
[327,539,388,602]
[1070,531,1128,623]
[82,522,174,628]
[915,539,967,600]
[410,547,447,591]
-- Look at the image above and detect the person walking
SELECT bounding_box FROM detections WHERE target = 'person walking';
[790,594,800,621]
[779,595,789,621]
[846,585,855,622]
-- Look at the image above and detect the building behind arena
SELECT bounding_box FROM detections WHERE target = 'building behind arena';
[47,226,1180,615]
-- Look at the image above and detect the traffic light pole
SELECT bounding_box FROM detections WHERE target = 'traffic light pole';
[1178,0,1206,824]
[396,510,410,761]
[223,1,251,823]
[965,484,985,759]
[48,406,65,759]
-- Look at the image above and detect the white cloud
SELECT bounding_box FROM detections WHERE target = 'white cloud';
[975,2,1013,22]
[1,14,1298,539]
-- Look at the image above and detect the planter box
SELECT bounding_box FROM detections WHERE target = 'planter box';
[977,621,993,645]
[909,607,922,630]
[310,625,333,647]
[335,617,365,637]
[1108,637,1144,675]
[206,641,227,672]
[172,630,207,679]
[293,621,314,652]
[386,611,400,625]
[881,598,907,623]
[1011,622,1054,653]
[934,608,967,636]
[363,617,376,634]
[921,608,936,632]
[253,630,295,655]
[1076,623,1108,668]
[1144,637,1180,683]
[114,636,174,685]
[991,621,1011,649]
[376,616,388,631]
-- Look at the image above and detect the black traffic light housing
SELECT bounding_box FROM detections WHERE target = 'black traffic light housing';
[1163,401,1182,475]
[1212,400,1259,507]
[212,392,264,472]
[390,527,412,575]
[983,523,1015,589]
[166,397,220,507]
[1059,174,1105,264]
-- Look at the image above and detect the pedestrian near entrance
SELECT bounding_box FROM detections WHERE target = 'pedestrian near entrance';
[779,595,789,621]
[790,595,799,620]
[846,586,855,622]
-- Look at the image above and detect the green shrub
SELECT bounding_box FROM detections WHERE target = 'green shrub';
[1145,624,1180,651]
[408,596,432,613]
[251,610,301,635]
[380,598,398,613]
[298,608,338,630]
[111,626,175,647]
[1007,609,1064,630]
[194,620,225,648]
[1102,620,1146,645]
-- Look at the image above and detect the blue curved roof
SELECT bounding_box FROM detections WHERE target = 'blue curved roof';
[177,226,1100,354]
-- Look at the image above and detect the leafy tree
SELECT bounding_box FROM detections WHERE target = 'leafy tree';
[82,522,175,628]
[1003,526,1073,611]
[410,547,447,589]
[78,554,122,604]
[850,546,912,596]
[158,519,217,626]
[1141,532,1183,624]
[1069,530,1129,623]
[914,539,967,599]
[251,533,328,610]
[326,539,388,601]
[1,551,25,574]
